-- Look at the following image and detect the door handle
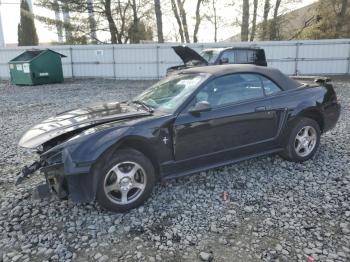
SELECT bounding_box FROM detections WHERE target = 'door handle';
[255,106,266,112]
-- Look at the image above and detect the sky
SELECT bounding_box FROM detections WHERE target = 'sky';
[0,0,317,45]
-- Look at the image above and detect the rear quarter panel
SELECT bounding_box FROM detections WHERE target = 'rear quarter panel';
[269,84,340,145]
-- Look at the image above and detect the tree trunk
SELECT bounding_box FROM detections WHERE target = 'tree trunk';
[193,0,203,43]
[62,2,72,43]
[104,0,118,44]
[269,0,282,40]
[154,0,164,43]
[250,0,258,41]
[170,0,184,43]
[87,0,97,43]
[177,0,190,43]
[53,0,63,43]
[18,0,38,45]
[335,0,348,37]
[130,0,140,43]
[213,0,217,42]
[116,0,129,44]
[261,0,270,40]
[241,0,250,41]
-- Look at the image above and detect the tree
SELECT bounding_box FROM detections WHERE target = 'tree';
[241,0,249,41]
[335,0,349,37]
[299,0,350,39]
[176,0,190,43]
[104,0,119,43]
[170,0,184,42]
[269,0,282,40]
[36,0,97,44]
[87,0,97,43]
[18,0,39,46]
[250,0,258,41]
[193,0,204,42]
[128,0,154,43]
[62,1,73,43]
[128,20,153,43]
[203,0,224,42]
[211,0,218,42]
[154,0,164,43]
[260,0,270,40]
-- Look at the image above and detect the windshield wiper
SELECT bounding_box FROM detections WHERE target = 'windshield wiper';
[131,100,154,113]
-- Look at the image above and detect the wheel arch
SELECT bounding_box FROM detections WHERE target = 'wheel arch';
[92,135,161,182]
[297,108,324,132]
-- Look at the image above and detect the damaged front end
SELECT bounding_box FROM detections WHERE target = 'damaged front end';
[17,141,97,202]
[15,160,42,186]
[16,101,149,202]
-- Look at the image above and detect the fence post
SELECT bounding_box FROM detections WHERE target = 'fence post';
[156,45,160,79]
[112,45,116,79]
[69,47,74,78]
[347,41,350,75]
[294,42,300,76]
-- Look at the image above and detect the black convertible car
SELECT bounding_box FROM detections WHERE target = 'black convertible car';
[18,65,340,212]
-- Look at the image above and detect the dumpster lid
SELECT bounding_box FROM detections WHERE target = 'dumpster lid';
[10,49,67,63]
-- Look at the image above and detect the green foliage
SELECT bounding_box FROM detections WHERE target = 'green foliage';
[18,0,39,46]
[35,13,89,45]
[128,20,153,43]
[299,0,350,39]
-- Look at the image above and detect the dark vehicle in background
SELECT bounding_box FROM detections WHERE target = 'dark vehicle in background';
[167,46,267,75]
[18,65,340,212]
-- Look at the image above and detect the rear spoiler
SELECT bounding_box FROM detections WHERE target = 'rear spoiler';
[290,76,331,86]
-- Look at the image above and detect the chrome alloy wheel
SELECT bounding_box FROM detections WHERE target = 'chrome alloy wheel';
[294,125,317,157]
[103,161,147,205]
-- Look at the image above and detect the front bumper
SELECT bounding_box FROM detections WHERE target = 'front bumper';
[38,148,96,202]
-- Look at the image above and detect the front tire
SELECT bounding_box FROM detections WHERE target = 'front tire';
[280,117,321,162]
[96,148,155,212]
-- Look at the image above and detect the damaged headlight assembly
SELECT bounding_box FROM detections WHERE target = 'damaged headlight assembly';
[15,126,129,186]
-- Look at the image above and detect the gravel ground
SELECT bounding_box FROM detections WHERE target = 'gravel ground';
[0,78,349,262]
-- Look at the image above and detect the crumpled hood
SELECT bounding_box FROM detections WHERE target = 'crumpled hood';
[19,102,150,149]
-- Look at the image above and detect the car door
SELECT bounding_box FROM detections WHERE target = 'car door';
[172,73,281,171]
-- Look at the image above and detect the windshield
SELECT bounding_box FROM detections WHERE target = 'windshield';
[133,74,209,113]
[199,49,221,64]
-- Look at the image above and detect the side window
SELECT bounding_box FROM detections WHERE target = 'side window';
[260,76,281,95]
[194,73,264,108]
[220,50,235,63]
[247,50,256,63]
[235,50,248,63]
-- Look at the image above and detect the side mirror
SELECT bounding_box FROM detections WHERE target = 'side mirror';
[189,101,211,114]
[220,57,229,64]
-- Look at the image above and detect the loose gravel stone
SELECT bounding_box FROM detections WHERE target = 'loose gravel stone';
[0,79,349,261]
[199,251,213,261]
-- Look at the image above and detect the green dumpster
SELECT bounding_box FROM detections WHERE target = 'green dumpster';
[9,49,66,85]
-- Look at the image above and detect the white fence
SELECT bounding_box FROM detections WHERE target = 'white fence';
[0,39,350,80]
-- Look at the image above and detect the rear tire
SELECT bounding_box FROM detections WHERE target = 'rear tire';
[279,117,320,162]
[95,148,155,212]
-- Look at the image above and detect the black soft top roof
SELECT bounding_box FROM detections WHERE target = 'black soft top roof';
[180,64,301,91]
